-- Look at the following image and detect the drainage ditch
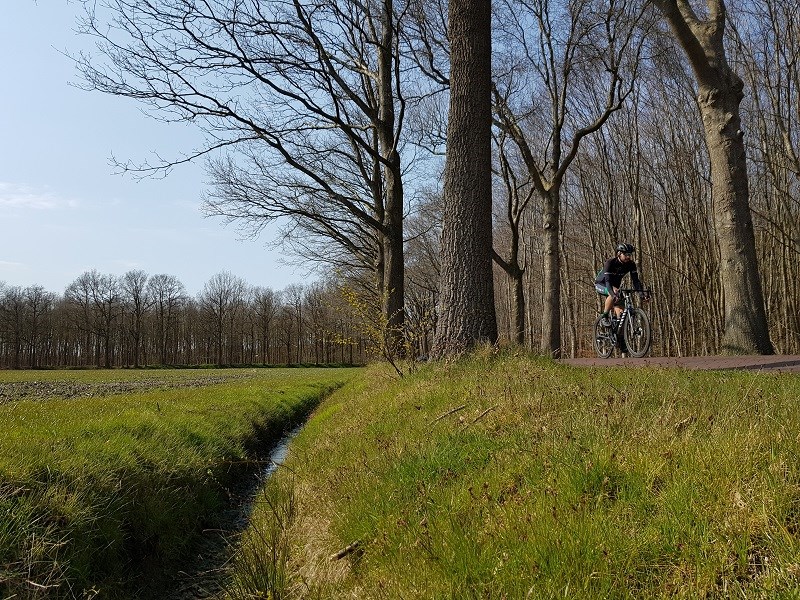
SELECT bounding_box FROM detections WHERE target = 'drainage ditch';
[166,424,305,599]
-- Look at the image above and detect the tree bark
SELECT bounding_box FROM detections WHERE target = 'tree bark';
[492,249,525,346]
[700,86,772,353]
[431,0,497,357]
[378,0,406,354]
[654,0,773,354]
[511,267,525,346]
[540,188,562,357]
[383,201,405,351]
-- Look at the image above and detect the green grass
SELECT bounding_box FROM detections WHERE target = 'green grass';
[232,351,800,599]
[0,367,358,598]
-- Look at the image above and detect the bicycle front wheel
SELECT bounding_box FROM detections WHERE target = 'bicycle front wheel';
[623,308,651,358]
[594,315,615,358]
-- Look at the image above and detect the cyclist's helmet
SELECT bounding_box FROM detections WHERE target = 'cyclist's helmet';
[616,242,635,254]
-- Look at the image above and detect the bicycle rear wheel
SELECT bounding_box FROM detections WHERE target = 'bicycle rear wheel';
[594,316,615,358]
[623,308,651,358]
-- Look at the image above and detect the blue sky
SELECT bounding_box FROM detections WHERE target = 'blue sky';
[0,2,306,296]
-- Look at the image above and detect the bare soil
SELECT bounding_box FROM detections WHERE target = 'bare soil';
[0,374,242,404]
[562,354,800,372]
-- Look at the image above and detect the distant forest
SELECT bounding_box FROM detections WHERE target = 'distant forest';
[0,271,370,369]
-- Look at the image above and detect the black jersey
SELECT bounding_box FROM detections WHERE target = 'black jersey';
[595,256,642,293]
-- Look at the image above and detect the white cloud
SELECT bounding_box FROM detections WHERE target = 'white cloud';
[0,182,79,210]
[0,260,25,269]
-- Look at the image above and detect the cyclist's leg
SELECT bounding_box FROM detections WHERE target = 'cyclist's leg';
[611,288,623,319]
[595,285,612,322]
[614,305,623,320]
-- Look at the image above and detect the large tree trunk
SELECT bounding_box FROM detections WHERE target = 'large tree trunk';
[383,185,405,352]
[540,188,562,357]
[378,0,406,355]
[431,0,497,358]
[655,0,773,354]
[700,84,772,353]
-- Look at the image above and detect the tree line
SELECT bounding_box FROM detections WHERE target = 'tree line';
[0,271,369,369]
[67,0,798,359]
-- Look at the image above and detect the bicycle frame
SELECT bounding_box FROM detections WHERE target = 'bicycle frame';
[594,288,653,358]
[612,290,637,334]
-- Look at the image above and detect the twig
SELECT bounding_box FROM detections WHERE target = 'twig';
[471,405,498,424]
[331,540,361,560]
[26,580,60,590]
[430,404,466,425]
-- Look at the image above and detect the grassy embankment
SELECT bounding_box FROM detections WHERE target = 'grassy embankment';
[0,367,358,598]
[229,350,800,599]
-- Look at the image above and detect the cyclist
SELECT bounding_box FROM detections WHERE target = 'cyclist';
[595,242,647,325]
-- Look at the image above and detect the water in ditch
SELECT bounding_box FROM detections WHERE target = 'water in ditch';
[167,424,304,599]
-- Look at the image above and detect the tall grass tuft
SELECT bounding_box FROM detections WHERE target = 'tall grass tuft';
[223,477,298,599]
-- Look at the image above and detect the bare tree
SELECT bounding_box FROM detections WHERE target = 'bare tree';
[121,269,152,367]
[147,274,187,365]
[93,272,121,368]
[283,284,305,363]
[276,303,296,364]
[493,131,535,346]
[23,285,55,369]
[64,270,121,367]
[64,274,93,366]
[304,283,328,365]
[431,0,498,357]
[251,286,280,365]
[77,0,411,350]
[198,271,247,365]
[0,286,25,369]
[651,0,772,354]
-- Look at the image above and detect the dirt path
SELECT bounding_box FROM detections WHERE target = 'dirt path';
[561,354,800,372]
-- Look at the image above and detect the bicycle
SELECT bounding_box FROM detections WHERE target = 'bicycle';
[594,289,652,358]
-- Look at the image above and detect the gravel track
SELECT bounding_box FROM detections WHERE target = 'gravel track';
[562,354,800,372]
